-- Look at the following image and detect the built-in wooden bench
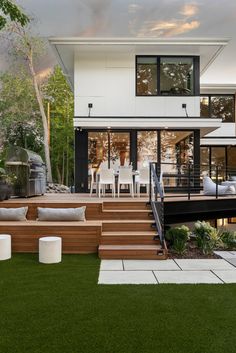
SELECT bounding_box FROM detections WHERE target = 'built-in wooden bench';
[0,221,102,254]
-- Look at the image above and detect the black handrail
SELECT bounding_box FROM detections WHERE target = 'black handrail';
[149,162,165,247]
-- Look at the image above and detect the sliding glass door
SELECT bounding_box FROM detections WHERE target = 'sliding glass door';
[88,131,130,170]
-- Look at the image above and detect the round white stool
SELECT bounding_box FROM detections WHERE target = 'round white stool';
[39,236,62,264]
[0,234,11,261]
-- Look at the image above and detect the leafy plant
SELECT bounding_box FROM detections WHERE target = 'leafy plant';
[165,225,190,255]
[0,168,17,185]
[220,230,236,250]
[193,221,220,255]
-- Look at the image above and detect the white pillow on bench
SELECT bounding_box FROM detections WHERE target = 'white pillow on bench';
[0,207,28,221]
[37,207,86,221]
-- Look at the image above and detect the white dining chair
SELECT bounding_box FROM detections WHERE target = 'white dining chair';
[89,168,97,196]
[98,168,115,198]
[135,167,150,197]
[118,168,134,197]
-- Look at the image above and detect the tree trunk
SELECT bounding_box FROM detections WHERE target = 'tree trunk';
[28,55,53,183]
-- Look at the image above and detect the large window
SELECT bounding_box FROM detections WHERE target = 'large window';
[137,131,158,169]
[136,57,157,96]
[160,57,194,95]
[88,132,130,170]
[200,95,235,122]
[136,56,198,96]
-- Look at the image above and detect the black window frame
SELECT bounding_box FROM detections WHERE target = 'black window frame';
[135,55,200,97]
[200,94,235,123]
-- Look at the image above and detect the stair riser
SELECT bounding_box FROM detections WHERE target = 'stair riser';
[102,213,152,220]
[102,223,154,232]
[99,253,167,260]
[103,202,149,210]
[100,237,159,245]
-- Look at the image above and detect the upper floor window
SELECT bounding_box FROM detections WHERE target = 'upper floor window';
[160,57,194,95]
[200,95,235,122]
[136,57,158,96]
[136,55,198,96]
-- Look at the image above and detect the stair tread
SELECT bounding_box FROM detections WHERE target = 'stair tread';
[102,220,154,223]
[103,209,150,213]
[99,245,161,250]
[102,231,157,236]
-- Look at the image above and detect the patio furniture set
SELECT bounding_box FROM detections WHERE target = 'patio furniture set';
[89,166,152,198]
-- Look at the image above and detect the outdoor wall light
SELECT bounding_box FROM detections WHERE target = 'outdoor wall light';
[88,103,93,117]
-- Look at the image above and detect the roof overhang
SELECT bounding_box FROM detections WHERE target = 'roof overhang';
[74,117,222,137]
[49,37,229,89]
[201,137,236,145]
[201,83,236,94]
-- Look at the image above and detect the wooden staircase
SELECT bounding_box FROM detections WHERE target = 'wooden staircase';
[98,201,167,259]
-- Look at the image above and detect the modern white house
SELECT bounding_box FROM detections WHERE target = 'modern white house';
[49,37,236,192]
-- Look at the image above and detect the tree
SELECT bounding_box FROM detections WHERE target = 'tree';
[0,69,44,153]
[0,0,29,30]
[4,21,53,182]
[43,66,74,186]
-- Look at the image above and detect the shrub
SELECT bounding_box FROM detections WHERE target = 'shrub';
[165,225,190,255]
[193,221,220,255]
[220,230,236,250]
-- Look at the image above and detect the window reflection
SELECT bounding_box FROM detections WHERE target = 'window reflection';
[137,131,157,169]
[136,57,157,96]
[160,57,194,95]
[200,96,209,118]
[161,131,194,186]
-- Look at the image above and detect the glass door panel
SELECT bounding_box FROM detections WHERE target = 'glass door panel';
[88,132,108,170]
[161,131,194,187]
[109,132,130,169]
[137,131,158,169]
[211,147,226,181]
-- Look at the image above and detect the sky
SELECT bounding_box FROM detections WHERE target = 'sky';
[1,0,236,84]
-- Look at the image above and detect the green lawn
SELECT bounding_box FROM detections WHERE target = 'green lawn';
[1,254,236,353]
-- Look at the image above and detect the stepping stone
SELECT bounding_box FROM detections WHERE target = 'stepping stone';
[214,251,236,259]
[100,260,123,271]
[123,259,180,271]
[225,258,236,267]
[98,271,157,284]
[213,270,236,283]
[154,270,223,284]
[174,259,235,271]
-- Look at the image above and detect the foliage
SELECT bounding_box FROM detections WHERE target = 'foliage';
[3,21,53,182]
[0,0,29,30]
[220,230,236,250]
[43,66,74,186]
[0,69,44,154]
[0,167,17,185]
[165,225,190,255]
[193,221,220,255]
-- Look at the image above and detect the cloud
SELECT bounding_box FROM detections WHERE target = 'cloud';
[179,4,199,17]
[138,19,200,37]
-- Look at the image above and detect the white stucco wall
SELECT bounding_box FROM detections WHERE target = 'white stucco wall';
[74,51,200,118]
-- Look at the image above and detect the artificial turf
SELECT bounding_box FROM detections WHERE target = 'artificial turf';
[1,254,236,353]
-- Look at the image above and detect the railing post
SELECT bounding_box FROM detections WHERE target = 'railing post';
[188,163,191,200]
[216,165,218,199]
[149,162,152,204]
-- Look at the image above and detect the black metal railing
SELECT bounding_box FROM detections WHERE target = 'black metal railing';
[150,162,236,200]
[148,161,236,246]
[149,162,165,247]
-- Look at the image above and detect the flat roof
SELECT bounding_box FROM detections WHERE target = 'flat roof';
[49,37,229,89]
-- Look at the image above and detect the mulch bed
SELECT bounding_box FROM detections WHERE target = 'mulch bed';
[168,240,220,259]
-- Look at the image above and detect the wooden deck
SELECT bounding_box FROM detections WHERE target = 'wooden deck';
[1,192,236,258]
[0,193,167,259]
